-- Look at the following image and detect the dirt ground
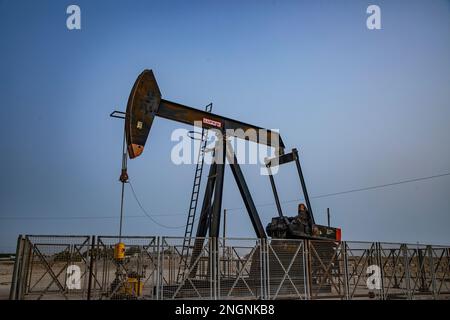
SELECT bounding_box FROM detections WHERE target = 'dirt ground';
[0,261,13,300]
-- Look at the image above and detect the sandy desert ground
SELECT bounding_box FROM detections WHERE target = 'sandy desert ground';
[0,261,13,300]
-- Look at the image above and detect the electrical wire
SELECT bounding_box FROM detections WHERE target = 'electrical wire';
[0,214,186,220]
[128,181,200,229]
[2,171,448,221]
[225,171,450,212]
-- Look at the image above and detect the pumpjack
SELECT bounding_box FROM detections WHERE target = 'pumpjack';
[122,69,340,242]
[113,69,341,297]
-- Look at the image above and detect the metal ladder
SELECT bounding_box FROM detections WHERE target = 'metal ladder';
[177,103,213,282]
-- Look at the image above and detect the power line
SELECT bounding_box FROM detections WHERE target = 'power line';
[225,171,450,212]
[0,182,199,229]
[128,181,199,229]
[0,211,188,220]
[2,171,448,221]
[0,214,183,220]
[310,172,450,199]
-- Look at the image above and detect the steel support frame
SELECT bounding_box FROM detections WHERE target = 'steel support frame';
[266,148,315,224]
[225,141,266,238]
[189,135,267,281]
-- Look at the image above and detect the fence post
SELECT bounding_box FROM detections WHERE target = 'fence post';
[342,241,350,300]
[9,235,24,300]
[259,238,264,300]
[266,239,271,300]
[217,237,220,300]
[156,236,161,300]
[301,239,308,300]
[402,244,412,300]
[214,237,219,300]
[427,246,437,300]
[376,243,385,300]
[87,235,96,300]
[304,240,312,300]
[17,236,32,300]
[209,237,218,300]
[260,238,268,300]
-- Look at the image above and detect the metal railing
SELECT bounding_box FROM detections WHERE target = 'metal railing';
[9,235,450,300]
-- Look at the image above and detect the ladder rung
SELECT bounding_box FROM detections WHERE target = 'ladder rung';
[178,104,212,276]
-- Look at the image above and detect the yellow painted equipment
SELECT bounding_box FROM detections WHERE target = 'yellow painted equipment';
[114,242,125,260]
[122,277,143,297]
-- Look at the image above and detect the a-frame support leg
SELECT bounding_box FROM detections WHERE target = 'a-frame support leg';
[225,141,266,238]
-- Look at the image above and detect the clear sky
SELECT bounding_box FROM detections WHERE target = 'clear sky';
[0,0,449,252]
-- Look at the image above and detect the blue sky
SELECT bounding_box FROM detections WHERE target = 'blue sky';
[0,0,449,252]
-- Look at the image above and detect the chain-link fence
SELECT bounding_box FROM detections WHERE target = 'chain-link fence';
[9,235,450,300]
[265,239,307,299]
[90,236,158,300]
[159,237,212,299]
[10,235,92,300]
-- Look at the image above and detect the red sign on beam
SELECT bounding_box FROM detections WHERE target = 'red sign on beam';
[202,117,222,128]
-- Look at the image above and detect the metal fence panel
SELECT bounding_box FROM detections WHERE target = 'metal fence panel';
[428,246,450,299]
[159,237,213,299]
[92,236,158,300]
[344,241,381,300]
[404,244,439,300]
[266,239,307,300]
[19,235,92,300]
[308,240,346,299]
[218,238,263,300]
[8,235,450,300]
